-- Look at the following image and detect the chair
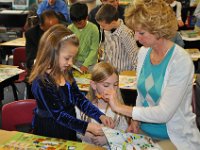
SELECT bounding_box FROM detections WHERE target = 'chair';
[1,99,36,131]
[12,47,28,100]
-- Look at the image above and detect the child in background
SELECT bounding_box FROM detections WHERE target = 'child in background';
[165,0,184,27]
[194,2,200,32]
[28,24,114,140]
[76,62,128,146]
[95,4,138,72]
[68,2,99,73]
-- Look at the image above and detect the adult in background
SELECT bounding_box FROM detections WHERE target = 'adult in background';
[37,0,71,23]
[25,10,59,98]
[104,0,200,149]
[95,4,138,72]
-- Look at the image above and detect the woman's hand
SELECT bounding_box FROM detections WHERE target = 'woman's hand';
[102,90,121,112]
[126,119,140,133]
[86,122,104,136]
[92,135,108,146]
[100,115,115,128]
[103,90,133,117]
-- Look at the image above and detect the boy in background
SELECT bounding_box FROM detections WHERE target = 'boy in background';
[68,2,99,73]
[95,4,138,72]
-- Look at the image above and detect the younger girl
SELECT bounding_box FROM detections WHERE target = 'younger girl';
[28,24,114,140]
[76,62,128,146]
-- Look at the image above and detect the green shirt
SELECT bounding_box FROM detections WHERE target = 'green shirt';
[68,21,99,67]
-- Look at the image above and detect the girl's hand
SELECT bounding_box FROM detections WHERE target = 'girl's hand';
[102,90,121,112]
[86,122,104,136]
[126,120,140,133]
[100,115,115,128]
[92,135,108,146]
[80,65,88,74]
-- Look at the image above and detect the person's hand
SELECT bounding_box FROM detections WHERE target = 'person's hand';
[80,65,88,74]
[100,115,115,128]
[178,20,184,27]
[86,122,104,136]
[102,90,121,112]
[92,135,108,146]
[126,119,140,133]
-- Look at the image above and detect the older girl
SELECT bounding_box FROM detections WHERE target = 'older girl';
[29,24,114,140]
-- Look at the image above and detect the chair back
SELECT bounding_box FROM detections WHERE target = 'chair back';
[13,47,26,69]
[1,99,36,131]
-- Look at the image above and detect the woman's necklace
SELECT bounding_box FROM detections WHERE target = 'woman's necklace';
[150,47,171,65]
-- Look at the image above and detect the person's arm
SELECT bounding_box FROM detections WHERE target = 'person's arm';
[71,81,114,128]
[122,30,139,70]
[176,1,183,21]
[88,7,99,26]
[171,32,185,48]
[36,1,44,16]
[176,2,184,27]
[25,30,37,71]
[59,1,71,23]
[82,24,99,68]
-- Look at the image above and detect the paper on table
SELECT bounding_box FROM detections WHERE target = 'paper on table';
[72,65,83,74]
[119,75,137,90]
[0,67,24,82]
[0,132,88,149]
[102,127,161,150]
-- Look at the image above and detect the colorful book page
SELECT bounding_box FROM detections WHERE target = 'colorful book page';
[102,127,162,150]
[0,132,88,150]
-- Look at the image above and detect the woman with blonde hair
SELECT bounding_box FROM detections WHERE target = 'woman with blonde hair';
[104,0,200,149]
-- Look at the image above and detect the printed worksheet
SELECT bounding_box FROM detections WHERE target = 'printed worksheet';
[102,127,162,150]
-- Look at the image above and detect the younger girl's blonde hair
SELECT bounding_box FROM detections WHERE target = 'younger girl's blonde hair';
[87,62,124,104]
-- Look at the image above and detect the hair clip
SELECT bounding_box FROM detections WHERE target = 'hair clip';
[61,34,76,41]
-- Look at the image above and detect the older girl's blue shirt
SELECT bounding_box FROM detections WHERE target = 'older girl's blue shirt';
[31,73,104,136]
[137,45,175,139]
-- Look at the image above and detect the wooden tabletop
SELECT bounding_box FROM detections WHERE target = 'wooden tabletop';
[0,37,25,47]
[0,129,105,150]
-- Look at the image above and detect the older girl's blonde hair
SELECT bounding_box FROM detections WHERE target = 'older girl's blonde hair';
[125,0,178,39]
[28,24,79,85]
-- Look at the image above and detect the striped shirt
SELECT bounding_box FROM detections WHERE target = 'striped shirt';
[104,19,138,72]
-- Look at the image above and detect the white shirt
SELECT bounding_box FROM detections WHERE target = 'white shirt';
[132,44,200,150]
[170,1,183,21]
